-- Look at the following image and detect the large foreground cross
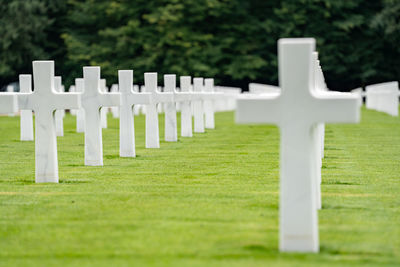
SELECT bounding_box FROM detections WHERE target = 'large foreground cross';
[18,61,80,182]
[236,38,360,252]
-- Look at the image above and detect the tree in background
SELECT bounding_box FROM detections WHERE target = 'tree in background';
[371,0,400,85]
[0,0,398,91]
[0,0,66,89]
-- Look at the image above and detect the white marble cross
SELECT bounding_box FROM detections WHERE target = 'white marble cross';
[249,83,281,94]
[144,73,173,148]
[69,85,78,115]
[164,75,178,142]
[351,88,363,108]
[110,84,120,118]
[100,79,109,129]
[119,70,151,157]
[236,38,360,252]
[204,78,215,129]
[18,61,80,183]
[0,92,17,114]
[18,75,34,141]
[82,67,120,166]
[6,85,16,116]
[54,76,65,137]
[75,78,85,133]
[366,82,399,116]
[193,78,205,133]
[179,76,193,137]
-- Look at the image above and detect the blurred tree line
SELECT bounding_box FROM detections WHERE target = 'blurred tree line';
[0,0,399,91]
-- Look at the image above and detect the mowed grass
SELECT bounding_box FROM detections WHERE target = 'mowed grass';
[0,107,399,266]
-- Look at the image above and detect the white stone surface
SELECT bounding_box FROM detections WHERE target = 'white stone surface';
[366,82,399,116]
[69,85,78,115]
[236,38,360,253]
[0,92,17,114]
[164,75,178,142]
[204,78,215,129]
[119,70,151,157]
[100,79,108,128]
[214,86,241,111]
[18,75,34,141]
[144,73,173,148]
[193,78,205,133]
[54,76,64,137]
[179,76,193,137]
[133,85,141,115]
[75,78,85,133]
[6,85,16,116]
[249,83,280,94]
[82,67,120,166]
[18,61,80,183]
[110,84,120,118]
[351,88,363,107]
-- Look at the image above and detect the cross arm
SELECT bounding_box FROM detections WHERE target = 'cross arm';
[54,92,81,110]
[100,93,120,107]
[0,93,17,114]
[235,94,282,125]
[174,92,192,102]
[152,92,174,104]
[313,92,360,124]
[200,92,225,100]
[17,93,34,110]
[127,92,151,105]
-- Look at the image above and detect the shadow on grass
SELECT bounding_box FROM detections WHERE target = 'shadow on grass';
[0,179,35,185]
[59,179,90,184]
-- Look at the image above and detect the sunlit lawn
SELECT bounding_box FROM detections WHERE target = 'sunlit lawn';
[0,107,399,266]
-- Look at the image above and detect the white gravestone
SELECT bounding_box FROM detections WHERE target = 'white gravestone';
[0,92,17,114]
[54,76,65,137]
[82,67,120,166]
[193,78,205,133]
[179,76,193,137]
[157,86,165,114]
[132,85,141,115]
[351,88,363,108]
[366,82,399,116]
[75,78,85,133]
[204,78,215,129]
[236,38,360,252]
[69,85,78,115]
[144,73,173,148]
[100,79,109,128]
[249,83,281,94]
[18,61,80,183]
[110,84,120,118]
[6,85,15,116]
[119,70,151,157]
[214,86,241,112]
[313,52,325,210]
[18,75,34,141]
[164,75,178,142]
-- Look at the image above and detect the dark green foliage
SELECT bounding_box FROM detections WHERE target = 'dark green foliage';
[0,0,399,91]
[0,0,66,88]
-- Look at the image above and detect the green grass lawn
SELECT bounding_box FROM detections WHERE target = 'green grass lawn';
[0,107,399,266]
